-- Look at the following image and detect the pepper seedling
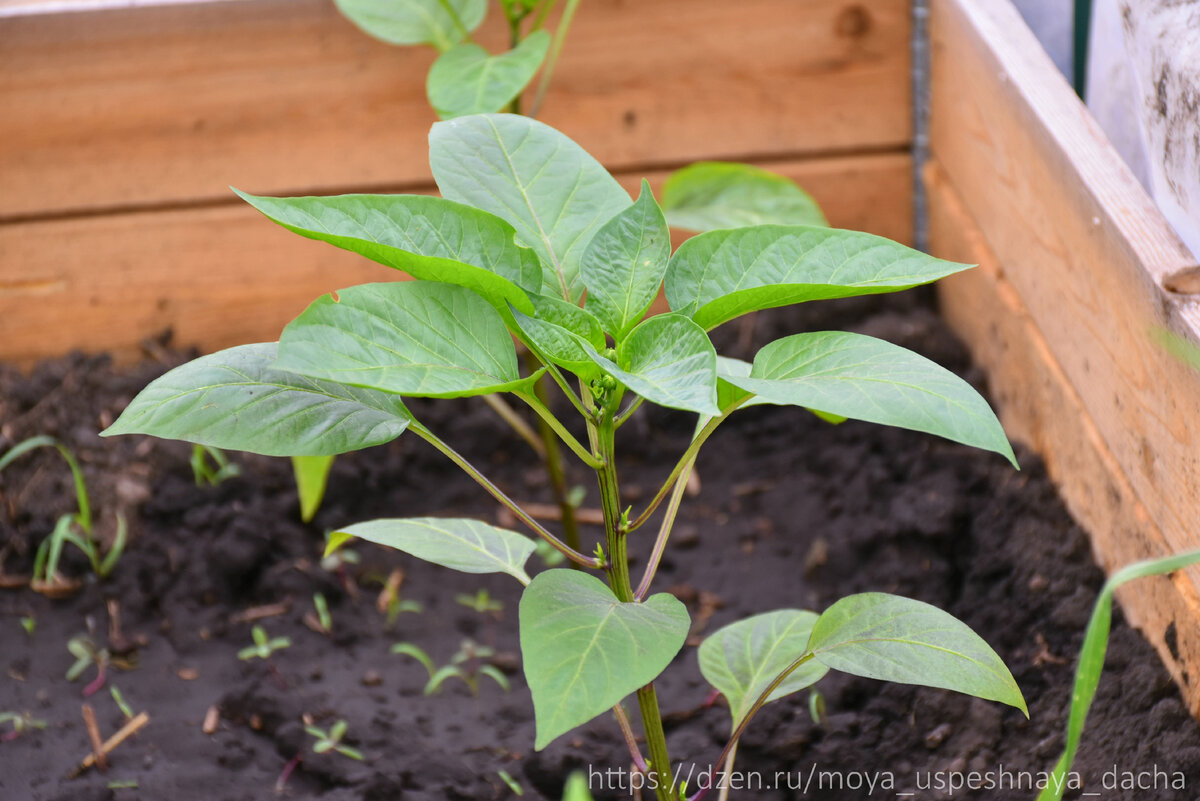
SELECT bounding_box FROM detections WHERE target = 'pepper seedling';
[105,113,1026,800]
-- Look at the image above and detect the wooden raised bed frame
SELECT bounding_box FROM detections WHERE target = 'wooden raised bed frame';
[3,0,1200,713]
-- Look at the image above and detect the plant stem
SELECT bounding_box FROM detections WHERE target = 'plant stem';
[532,387,584,560]
[634,455,694,600]
[613,704,649,774]
[593,402,676,800]
[689,652,818,801]
[515,390,602,469]
[614,396,645,429]
[528,0,581,117]
[627,410,737,533]
[481,393,545,457]
[411,424,600,568]
[530,0,559,31]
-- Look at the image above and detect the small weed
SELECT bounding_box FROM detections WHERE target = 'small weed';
[19,616,34,637]
[498,768,524,796]
[0,711,47,742]
[110,686,134,720]
[190,444,240,486]
[455,588,504,616]
[305,719,364,761]
[238,625,291,662]
[392,639,511,696]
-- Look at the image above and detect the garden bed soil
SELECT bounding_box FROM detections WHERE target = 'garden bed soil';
[2,293,1199,801]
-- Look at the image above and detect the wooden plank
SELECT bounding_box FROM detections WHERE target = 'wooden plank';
[0,0,910,220]
[927,160,1200,714]
[0,153,911,365]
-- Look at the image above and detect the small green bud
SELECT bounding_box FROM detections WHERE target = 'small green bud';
[601,347,618,361]
[601,375,617,391]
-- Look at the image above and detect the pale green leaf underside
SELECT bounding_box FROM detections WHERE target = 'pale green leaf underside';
[660,161,827,232]
[427,31,550,119]
[337,517,536,584]
[511,296,604,379]
[809,593,1027,715]
[235,190,539,314]
[582,180,671,339]
[333,0,486,50]
[699,610,828,730]
[520,570,690,749]
[277,281,527,399]
[584,314,720,416]
[725,332,1016,465]
[101,343,412,457]
[292,454,335,523]
[666,225,972,330]
[430,114,631,301]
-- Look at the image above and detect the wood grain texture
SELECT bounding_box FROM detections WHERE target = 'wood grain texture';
[0,0,910,219]
[931,0,1200,708]
[0,153,911,366]
[927,160,1200,715]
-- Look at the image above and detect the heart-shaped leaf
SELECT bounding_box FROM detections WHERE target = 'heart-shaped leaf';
[582,180,671,340]
[101,343,412,456]
[666,225,972,330]
[427,31,550,119]
[337,518,536,584]
[235,190,541,313]
[660,162,827,232]
[809,593,1027,714]
[334,0,486,50]
[723,332,1016,465]
[511,296,605,379]
[277,281,530,398]
[520,570,690,749]
[699,610,829,730]
[430,114,631,302]
[584,314,720,416]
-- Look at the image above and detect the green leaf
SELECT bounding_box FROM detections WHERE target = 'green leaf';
[666,225,972,330]
[102,343,412,457]
[581,180,671,340]
[520,570,690,749]
[430,113,631,301]
[427,31,550,119]
[584,314,720,416]
[660,161,827,232]
[235,190,540,314]
[277,281,529,398]
[333,0,486,50]
[1038,547,1200,801]
[699,610,829,730]
[292,455,335,523]
[723,332,1016,466]
[336,517,536,584]
[511,296,605,379]
[562,773,594,801]
[808,593,1027,715]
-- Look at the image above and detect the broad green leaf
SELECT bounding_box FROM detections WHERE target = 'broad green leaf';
[235,190,539,314]
[660,161,827,232]
[808,593,1027,715]
[511,296,605,379]
[699,610,829,730]
[1038,547,1200,801]
[584,314,720,416]
[430,114,631,301]
[562,773,594,801]
[427,31,550,119]
[101,343,412,457]
[723,332,1016,466]
[333,0,486,51]
[520,570,690,749]
[277,281,529,398]
[666,225,972,330]
[581,181,671,340]
[336,517,536,585]
[292,455,335,523]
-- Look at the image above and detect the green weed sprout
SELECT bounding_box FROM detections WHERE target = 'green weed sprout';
[238,625,291,662]
[105,114,1025,800]
[305,719,364,761]
[392,640,510,696]
[0,711,47,742]
[455,588,504,616]
[66,635,121,696]
[312,593,333,633]
[1037,547,1200,800]
[110,686,135,720]
[498,768,525,796]
[19,616,34,637]
[190,444,240,486]
[1,436,126,585]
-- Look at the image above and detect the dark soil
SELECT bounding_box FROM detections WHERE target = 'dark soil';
[2,293,1199,801]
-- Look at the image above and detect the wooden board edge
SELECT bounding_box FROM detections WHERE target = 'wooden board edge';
[926,158,1200,716]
